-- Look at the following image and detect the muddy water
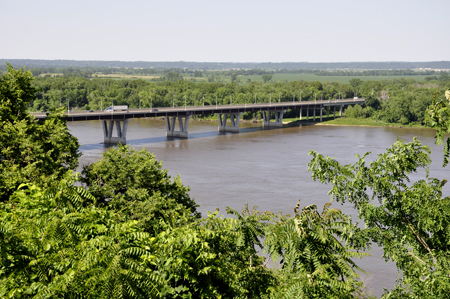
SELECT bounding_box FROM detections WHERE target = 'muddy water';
[69,119,449,298]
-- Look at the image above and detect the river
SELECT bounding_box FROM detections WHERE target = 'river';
[69,118,449,298]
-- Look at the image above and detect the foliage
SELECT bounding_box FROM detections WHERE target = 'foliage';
[0,180,279,298]
[265,201,368,299]
[80,144,200,233]
[425,89,450,166]
[262,74,273,83]
[0,178,164,298]
[165,71,184,82]
[308,138,450,298]
[344,104,367,118]
[140,209,276,298]
[0,63,80,202]
[364,95,381,110]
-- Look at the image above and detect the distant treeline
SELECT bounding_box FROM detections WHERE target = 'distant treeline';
[280,69,440,76]
[220,69,442,77]
[2,59,450,70]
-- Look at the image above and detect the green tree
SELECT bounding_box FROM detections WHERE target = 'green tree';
[80,144,200,233]
[262,74,273,83]
[364,95,381,110]
[0,63,80,201]
[349,78,362,88]
[438,72,449,82]
[265,201,368,299]
[344,104,367,118]
[0,178,162,298]
[226,204,267,268]
[193,70,203,77]
[142,209,275,298]
[165,71,183,82]
[425,89,450,166]
[309,138,450,298]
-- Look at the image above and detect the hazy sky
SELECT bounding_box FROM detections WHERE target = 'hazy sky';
[1,0,449,62]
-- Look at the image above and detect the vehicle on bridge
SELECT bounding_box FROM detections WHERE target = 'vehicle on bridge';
[105,105,128,112]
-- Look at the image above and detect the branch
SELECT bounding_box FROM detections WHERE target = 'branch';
[263,253,272,267]
[402,215,437,265]
[407,251,431,270]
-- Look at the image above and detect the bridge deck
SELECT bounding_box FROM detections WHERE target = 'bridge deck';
[32,98,364,122]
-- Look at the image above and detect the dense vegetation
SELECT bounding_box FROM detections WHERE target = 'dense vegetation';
[1,64,450,298]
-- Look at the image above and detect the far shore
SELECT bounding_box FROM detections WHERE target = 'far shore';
[190,115,429,129]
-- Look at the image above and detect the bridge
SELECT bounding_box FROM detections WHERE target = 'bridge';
[34,98,364,144]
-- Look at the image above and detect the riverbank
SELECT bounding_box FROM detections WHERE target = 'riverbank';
[316,117,425,128]
[185,114,428,129]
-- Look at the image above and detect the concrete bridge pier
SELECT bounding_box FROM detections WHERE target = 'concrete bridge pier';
[340,105,344,116]
[166,115,191,138]
[102,119,130,144]
[218,112,242,132]
[300,107,302,120]
[262,110,285,128]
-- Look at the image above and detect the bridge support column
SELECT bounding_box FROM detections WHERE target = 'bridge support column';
[300,107,302,120]
[218,112,242,132]
[307,108,309,120]
[340,105,343,116]
[327,107,330,118]
[320,108,323,122]
[102,119,129,144]
[334,105,336,118]
[262,110,285,128]
[313,107,316,121]
[166,115,191,138]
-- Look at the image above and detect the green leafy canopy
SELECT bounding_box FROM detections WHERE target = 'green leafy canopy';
[308,138,450,298]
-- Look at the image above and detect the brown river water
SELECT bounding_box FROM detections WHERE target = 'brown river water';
[69,119,449,298]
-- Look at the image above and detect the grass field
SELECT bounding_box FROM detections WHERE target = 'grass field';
[38,73,63,77]
[95,74,162,79]
[95,73,209,81]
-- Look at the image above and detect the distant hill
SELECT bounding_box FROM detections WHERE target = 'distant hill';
[2,59,450,70]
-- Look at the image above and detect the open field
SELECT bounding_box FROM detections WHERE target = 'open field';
[38,73,63,77]
[95,73,209,81]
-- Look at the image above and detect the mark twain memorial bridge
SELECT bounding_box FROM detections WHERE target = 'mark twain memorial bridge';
[34,98,365,144]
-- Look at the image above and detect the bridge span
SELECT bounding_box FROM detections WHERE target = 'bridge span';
[34,98,364,144]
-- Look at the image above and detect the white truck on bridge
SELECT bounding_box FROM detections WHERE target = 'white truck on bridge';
[105,105,128,112]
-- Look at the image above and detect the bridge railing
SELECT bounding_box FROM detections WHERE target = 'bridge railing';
[31,98,365,116]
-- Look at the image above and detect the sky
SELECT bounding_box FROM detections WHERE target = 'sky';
[1,0,449,63]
